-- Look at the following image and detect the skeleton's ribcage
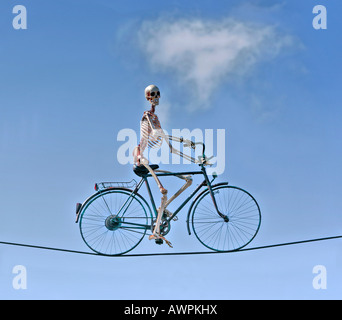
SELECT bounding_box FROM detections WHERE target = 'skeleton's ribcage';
[139,112,199,164]
[140,115,163,151]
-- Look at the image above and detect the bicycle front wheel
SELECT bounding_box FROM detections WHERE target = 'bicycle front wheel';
[79,189,151,255]
[191,185,261,252]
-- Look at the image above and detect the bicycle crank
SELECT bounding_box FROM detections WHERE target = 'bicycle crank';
[151,219,171,236]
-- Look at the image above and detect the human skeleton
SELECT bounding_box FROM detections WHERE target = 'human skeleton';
[133,85,205,247]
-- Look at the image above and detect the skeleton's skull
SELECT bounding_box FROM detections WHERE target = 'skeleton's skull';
[145,85,160,106]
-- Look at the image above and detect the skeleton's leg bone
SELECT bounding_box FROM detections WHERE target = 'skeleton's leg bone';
[149,193,171,246]
[165,175,192,208]
[142,163,170,241]
[153,170,192,221]
[154,169,193,208]
[142,162,167,194]
[153,193,167,235]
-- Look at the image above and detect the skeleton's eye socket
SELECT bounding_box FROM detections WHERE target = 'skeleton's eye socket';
[151,92,155,97]
[157,91,160,96]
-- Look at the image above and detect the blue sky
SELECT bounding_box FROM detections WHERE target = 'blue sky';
[0,0,341,299]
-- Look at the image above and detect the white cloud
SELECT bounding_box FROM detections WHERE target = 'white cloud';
[137,17,294,110]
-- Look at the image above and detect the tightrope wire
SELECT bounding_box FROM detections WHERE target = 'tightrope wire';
[0,234,341,257]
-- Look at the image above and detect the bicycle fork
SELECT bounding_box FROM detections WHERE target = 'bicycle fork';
[201,167,229,222]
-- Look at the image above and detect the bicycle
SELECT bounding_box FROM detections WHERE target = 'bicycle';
[75,142,261,256]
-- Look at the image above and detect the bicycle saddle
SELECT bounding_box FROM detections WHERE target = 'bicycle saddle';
[133,164,159,177]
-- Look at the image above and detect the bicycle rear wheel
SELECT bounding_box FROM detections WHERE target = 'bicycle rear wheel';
[191,185,261,252]
[79,189,151,255]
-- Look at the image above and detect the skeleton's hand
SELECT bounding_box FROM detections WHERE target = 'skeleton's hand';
[199,155,214,166]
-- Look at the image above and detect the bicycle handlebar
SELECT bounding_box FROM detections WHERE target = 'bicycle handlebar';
[184,140,208,165]
[195,142,206,161]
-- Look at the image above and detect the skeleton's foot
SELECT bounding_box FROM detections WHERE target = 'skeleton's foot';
[149,234,173,248]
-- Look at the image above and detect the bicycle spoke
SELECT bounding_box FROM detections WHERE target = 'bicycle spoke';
[79,189,151,255]
[192,186,261,251]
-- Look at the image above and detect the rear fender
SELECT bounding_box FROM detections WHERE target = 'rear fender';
[75,187,153,223]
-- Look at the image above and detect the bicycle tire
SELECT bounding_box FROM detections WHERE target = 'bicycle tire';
[79,188,152,255]
[191,185,261,252]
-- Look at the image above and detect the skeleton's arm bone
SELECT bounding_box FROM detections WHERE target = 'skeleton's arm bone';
[164,137,200,164]
[165,136,213,165]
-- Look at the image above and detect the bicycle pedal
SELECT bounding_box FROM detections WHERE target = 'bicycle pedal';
[155,238,163,245]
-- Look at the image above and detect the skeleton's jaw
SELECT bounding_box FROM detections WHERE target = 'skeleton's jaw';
[151,98,159,106]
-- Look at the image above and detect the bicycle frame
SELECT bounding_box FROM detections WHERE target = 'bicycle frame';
[147,166,227,220]
[110,163,229,236]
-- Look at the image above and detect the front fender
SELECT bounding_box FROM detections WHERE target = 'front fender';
[186,182,228,235]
